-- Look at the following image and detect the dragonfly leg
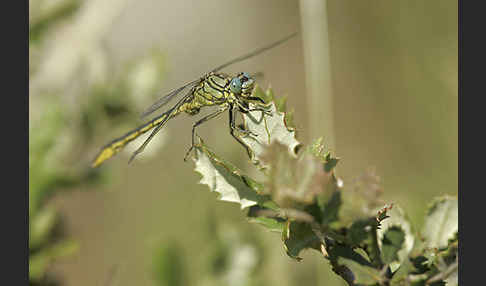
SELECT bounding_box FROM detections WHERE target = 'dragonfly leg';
[248,107,273,116]
[237,127,258,138]
[184,107,227,161]
[128,121,165,164]
[229,106,253,159]
[246,96,266,104]
[236,100,273,117]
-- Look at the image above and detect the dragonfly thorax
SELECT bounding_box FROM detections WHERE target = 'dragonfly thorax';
[192,72,255,107]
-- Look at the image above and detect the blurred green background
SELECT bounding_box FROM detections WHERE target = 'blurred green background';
[29,0,457,285]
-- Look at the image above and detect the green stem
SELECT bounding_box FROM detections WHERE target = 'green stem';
[299,0,335,147]
[370,226,384,269]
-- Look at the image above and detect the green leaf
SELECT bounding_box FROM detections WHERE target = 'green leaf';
[261,142,328,208]
[344,217,384,268]
[29,240,79,281]
[376,204,393,223]
[152,243,186,286]
[422,196,458,249]
[324,153,340,173]
[193,143,268,209]
[282,221,321,261]
[377,205,415,266]
[337,257,384,285]
[328,244,373,266]
[410,256,431,274]
[239,95,301,167]
[428,282,447,286]
[433,233,458,286]
[253,84,273,104]
[247,205,285,232]
[390,258,417,285]
[29,207,58,250]
[274,93,288,112]
[308,138,340,171]
[347,218,375,246]
[248,217,285,233]
[381,226,405,265]
[320,190,342,226]
[29,0,81,44]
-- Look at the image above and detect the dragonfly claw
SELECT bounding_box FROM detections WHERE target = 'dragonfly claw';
[263,110,273,117]
[184,134,204,161]
[184,146,194,162]
[238,128,258,137]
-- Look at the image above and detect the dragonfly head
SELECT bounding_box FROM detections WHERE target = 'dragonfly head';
[230,72,254,97]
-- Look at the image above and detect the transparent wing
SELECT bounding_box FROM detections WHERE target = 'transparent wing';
[140,32,296,119]
[211,32,298,73]
[140,78,201,119]
[129,88,194,163]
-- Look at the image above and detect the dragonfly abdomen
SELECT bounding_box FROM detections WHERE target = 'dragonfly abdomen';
[91,111,176,167]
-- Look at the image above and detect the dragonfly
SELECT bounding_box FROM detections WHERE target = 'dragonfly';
[91,32,297,168]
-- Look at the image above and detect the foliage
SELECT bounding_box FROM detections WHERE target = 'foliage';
[152,216,264,286]
[29,0,168,284]
[191,86,458,286]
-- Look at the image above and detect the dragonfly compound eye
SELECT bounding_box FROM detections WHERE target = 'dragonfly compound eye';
[230,77,242,94]
[242,72,251,80]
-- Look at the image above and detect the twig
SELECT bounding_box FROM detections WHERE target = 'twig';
[426,259,458,285]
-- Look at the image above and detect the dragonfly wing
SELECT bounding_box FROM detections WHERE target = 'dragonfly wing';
[211,32,297,73]
[129,87,194,163]
[140,78,200,119]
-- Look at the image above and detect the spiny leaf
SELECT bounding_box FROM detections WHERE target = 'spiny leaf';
[439,232,458,265]
[247,205,286,233]
[258,86,296,130]
[253,84,273,104]
[239,89,301,167]
[344,216,383,268]
[347,218,376,246]
[308,137,340,171]
[193,143,268,209]
[274,93,288,112]
[381,226,406,265]
[328,244,373,266]
[282,220,321,261]
[320,189,342,226]
[432,232,458,286]
[248,217,285,233]
[377,204,394,223]
[410,256,431,274]
[377,205,415,267]
[260,142,328,208]
[306,138,343,225]
[337,257,384,285]
[422,196,458,249]
[390,258,417,285]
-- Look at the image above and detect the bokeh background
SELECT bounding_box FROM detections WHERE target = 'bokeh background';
[29,0,457,285]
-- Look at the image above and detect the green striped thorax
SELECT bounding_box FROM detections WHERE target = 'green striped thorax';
[198,72,254,100]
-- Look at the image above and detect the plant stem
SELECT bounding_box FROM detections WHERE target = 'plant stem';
[299,0,335,148]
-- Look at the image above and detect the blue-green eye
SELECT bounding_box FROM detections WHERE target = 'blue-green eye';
[242,72,251,79]
[230,77,242,94]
